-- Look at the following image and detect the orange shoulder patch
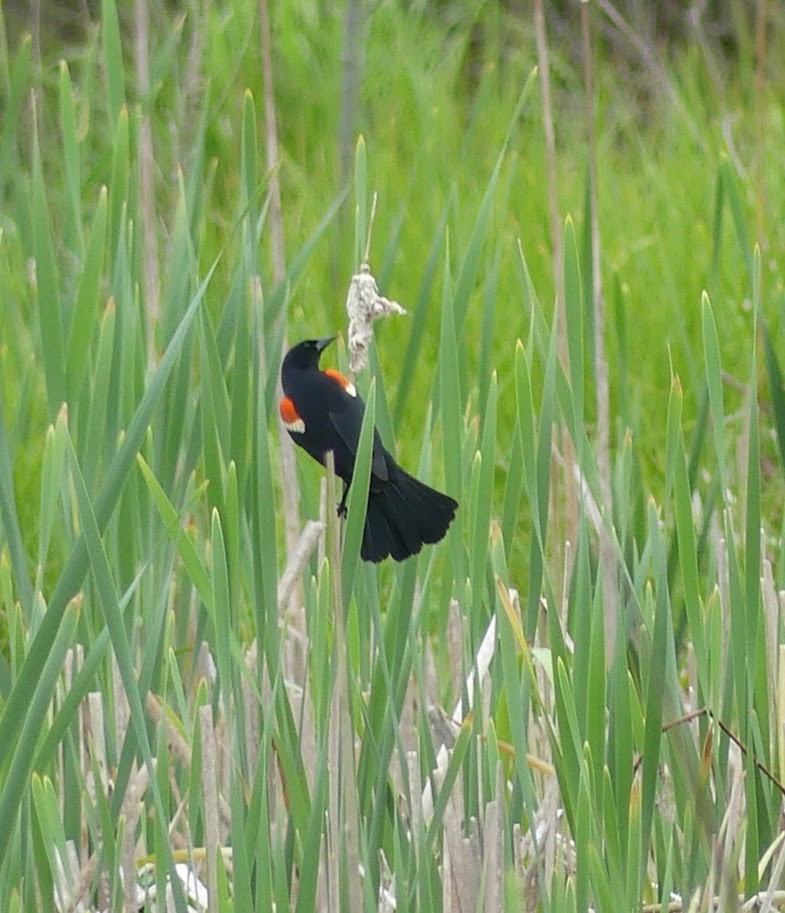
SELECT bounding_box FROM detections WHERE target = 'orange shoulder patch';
[324,368,357,397]
[279,397,305,433]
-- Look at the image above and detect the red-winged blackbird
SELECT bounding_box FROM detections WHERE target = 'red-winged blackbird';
[280,336,458,562]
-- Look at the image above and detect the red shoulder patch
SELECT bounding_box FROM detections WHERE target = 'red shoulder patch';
[324,369,357,397]
[279,397,305,432]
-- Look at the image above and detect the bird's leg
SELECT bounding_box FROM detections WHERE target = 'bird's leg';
[337,480,349,518]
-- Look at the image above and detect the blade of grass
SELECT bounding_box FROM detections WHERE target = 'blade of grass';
[701,292,726,489]
[342,381,376,606]
[667,375,707,683]
[33,566,145,769]
[0,261,217,861]
[136,454,212,607]
[64,430,188,910]
[66,186,107,398]
[744,246,762,689]
[720,158,754,286]
[439,241,464,593]
[32,120,66,416]
[424,720,472,853]
[0,598,80,865]
[393,195,451,427]
[34,408,67,592]
[102,0,126,133]
[0,35,30,194]
[0,397,34,617]
[469,372,497,615]
[564,216,585,449]
[58,60,83,260]
[761,321,785,475]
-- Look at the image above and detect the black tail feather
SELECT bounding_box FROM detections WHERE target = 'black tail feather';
[361,467,458,563]
[362,498,410,562]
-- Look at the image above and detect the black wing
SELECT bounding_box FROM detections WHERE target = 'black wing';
[328,397,389,484]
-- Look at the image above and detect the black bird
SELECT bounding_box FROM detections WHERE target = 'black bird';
[280,336,458,562]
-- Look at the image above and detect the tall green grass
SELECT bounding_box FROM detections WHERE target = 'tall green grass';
[2,1,785,910]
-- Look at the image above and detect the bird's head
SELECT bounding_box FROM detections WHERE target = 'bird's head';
[282,336,336,372]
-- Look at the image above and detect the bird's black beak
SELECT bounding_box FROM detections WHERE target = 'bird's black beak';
[315,335,336,353]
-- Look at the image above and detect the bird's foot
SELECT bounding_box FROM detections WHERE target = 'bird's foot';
[337,483,349,518]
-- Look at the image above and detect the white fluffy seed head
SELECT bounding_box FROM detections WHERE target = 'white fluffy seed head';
[346,264,406,372]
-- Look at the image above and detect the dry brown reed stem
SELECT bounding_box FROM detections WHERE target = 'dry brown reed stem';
[345,192,407,374]
[580,0,617,659]
[59,845,98,913]
[658,707,785,797]
[145,691,233,824]
[641,891,785,912]
[421,613,498,823]
[324,451,363,913]
[482,764,505,910]
[200,704,220,912]
[179,0,206,166]
[122,759,152,913]
[533,0,578,595]
[325,456,342,913]
[277,518,326,608]
[595,0,702,147]
[258,0,303,591]
[443,788,478,911]
[243,518,325,673]
[339,0,363,185]
[532,0,562,317]
[258,0,285,281]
